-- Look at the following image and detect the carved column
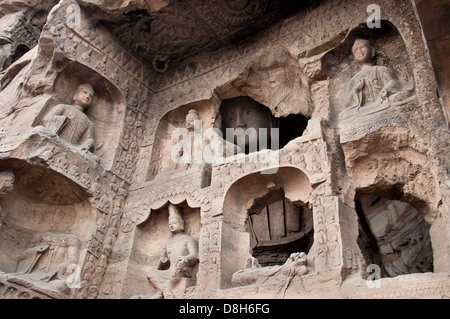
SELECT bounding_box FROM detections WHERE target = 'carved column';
[196,218,223,295]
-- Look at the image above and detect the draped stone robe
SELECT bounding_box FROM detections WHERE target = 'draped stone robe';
[44,103,95,150]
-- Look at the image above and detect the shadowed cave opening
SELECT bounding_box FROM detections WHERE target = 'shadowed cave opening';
[10,44,30,65]
[355,194,434,278]
[246,188,314,267]
[216,96,310,154]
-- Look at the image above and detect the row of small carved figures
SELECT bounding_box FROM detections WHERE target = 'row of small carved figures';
[40,147,128,212]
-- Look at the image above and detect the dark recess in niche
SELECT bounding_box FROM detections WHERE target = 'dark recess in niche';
[247,188,314,267]
[216,96,310,154]
[279,113,310,148]
[355,194,434,279]
[11,44,30,65]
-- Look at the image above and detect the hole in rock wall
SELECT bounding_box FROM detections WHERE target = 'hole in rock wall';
[279,113,309,149]
[215,96,310,154]
[355,194,433,278]
[220,167,312,288]
[247,188,314,267]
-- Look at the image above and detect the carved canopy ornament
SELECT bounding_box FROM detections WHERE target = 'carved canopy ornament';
[112,9,211,72]
[208,0,269,26]
[108,0,300,72]
[114,9,210,58]
[135,194,209,227]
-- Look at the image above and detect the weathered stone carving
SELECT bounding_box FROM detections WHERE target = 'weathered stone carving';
[171,109,204,169]
[0,0,448,301]
[147,204,199,299]
[216,96,276,154]
[38,83,99,162]
[357,196,433,277]
[231,252,308,287]
[340,38,413,120]
[0,171,14,231]
[13,232,81,295]
[0,8,47,71]
[0,171,14,197]
[109,0,292,72]
[207,0,268,26]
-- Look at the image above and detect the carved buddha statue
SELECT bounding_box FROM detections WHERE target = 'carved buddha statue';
[147,204,199,299]
[40,83,99,162]
[340,38,413,120]
[171,109,204,169]
[231,252,308,288]
[217,97,276,154]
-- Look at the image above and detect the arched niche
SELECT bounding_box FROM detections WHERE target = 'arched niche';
[122,200,201,298]
[343,126,444,273]
[213,44,313,153]
[146,99,216,181]
[213,96,310,154]
[220,167,313,288]
[344,127,439,219]
[0,9,47,72]
[322,20,415,124]
[33,61,125,169]
[0,160,96,277]
[215,44,312,119]
[355,192,433,279]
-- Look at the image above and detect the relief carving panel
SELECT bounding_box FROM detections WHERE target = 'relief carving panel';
[0,0,448,300]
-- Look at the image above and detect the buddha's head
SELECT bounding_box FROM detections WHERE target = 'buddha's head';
[168,204,185,234]
[73,83,95,109]
[218,97,275,152]
[351,38,375,65]
[186,109,200,132]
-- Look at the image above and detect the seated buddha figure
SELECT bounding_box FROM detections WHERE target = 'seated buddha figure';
[340,38,413,120]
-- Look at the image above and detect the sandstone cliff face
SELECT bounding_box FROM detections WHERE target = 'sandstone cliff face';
[0,0,448,299]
